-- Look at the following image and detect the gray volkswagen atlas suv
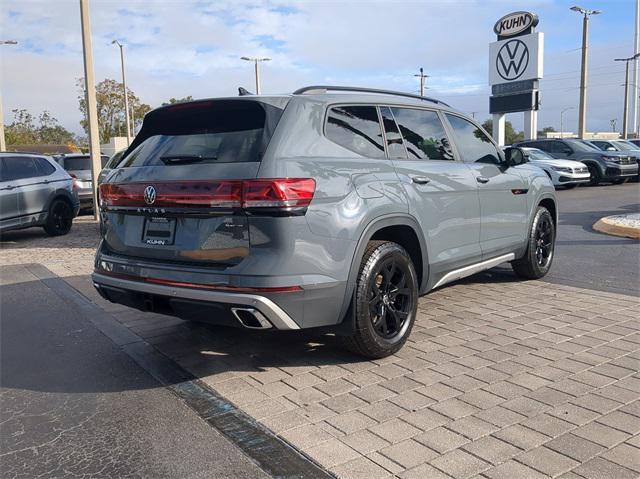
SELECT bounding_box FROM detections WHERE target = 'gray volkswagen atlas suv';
[92,86,557,358]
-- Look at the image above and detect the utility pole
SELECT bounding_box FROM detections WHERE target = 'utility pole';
[634,0,639,135]
[471,111,478,119]
[414,68,429,97]
[0,40,18,151]
[560,106,575,139]
[112,40,131,145]
[571,6,602,139]
[615,54,640,139]
[79,0,102,221]
[240,57,271,94]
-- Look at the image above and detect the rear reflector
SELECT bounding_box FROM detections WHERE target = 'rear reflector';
[99,178,315,209]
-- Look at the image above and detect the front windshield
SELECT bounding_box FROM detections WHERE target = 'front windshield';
[566,139,600,152]
[612,140,637,151]
[526,149,555,161]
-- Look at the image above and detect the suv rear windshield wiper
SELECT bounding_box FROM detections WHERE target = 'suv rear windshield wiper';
[160,154,218,164]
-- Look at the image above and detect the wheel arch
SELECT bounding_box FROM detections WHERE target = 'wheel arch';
[334,214,429,335]
[538,196,558,227]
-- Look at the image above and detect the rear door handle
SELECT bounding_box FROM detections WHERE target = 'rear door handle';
[411,175,431,185]
[476,176,490,184]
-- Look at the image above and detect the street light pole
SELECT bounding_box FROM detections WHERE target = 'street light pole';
[560,106,575,138]
[79,0,102,222]
[633,0,639,135]
[240,57,271,94]
[112,40,131,145]
[0,40,18,151]
[414,68,429,97]
[615,53,640,139]
[571,6,602,139]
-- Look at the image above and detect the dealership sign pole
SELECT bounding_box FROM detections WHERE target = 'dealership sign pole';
[489,12,544,145]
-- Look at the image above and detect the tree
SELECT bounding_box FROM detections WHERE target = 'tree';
[4,109,76,146]
[481,119,524,145]
[77,78,151,144]
[537,126,556,138]
[162,96,194,106]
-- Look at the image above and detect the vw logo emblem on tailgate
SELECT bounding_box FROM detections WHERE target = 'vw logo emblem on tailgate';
[143,185,157,205]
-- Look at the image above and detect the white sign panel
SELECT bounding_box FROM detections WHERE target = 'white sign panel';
[489,32,544,85]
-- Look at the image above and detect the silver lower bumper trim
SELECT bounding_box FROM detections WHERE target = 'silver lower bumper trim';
[433,253,516,290]
[91,272,301,330]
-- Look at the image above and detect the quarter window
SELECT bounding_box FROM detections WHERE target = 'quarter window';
[445,114,501,164]
[390,108,453,161]
[325,106,385,158]
[34,157,56,176]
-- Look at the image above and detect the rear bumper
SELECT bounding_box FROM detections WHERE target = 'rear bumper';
[92,271,302,330]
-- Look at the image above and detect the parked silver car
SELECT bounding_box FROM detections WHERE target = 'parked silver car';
[0,152,80,235]
[56,153,109,210]
[98,150,126,185]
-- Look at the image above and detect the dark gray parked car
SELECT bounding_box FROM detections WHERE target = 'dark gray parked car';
[515,138,638,185]
[92,86,558,357]
[56,153,109,210]
[0,152,79,235]
[587,139,640,181]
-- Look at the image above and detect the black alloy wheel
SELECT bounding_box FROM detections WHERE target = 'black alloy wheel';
[44,199,73,236]
[342,240,418,358]
[534,214,553,268]
[368,258,412,340]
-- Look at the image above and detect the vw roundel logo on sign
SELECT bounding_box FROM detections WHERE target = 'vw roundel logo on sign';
[143,185,157,205]
[496,39,529,81]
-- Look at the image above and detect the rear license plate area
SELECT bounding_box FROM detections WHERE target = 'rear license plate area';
[142,217,176,245]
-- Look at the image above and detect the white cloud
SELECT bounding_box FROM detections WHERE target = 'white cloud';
[0,0,636,135]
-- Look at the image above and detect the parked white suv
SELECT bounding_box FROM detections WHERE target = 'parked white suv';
[507,146,590,188]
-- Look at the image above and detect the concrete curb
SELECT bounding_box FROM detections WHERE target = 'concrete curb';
[593,216,640,240]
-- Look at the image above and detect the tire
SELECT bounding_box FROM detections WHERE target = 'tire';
[511,206,555,280]
[341,241,418,359]
[43,199,74,236]
[587,164,601,186]
[612,178,628,185]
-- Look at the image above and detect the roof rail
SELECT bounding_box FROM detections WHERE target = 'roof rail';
[292,85,450,107]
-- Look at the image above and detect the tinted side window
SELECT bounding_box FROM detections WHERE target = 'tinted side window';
[2,156,41,181]
[380,107,407,159]
[548,141,571,154]
[445,115,501,164]
[34,158,56,176]
[326,106,385,158]
[391,108,453,161]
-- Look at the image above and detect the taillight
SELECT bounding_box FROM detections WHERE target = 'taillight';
[69,173,79,190]
[99,179,315,210]
[243,179,315,208]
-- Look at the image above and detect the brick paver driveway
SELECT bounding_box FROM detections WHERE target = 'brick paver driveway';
[2,217,639,479]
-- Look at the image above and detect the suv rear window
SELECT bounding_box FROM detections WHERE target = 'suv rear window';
[120,100,282,167]
[63,156,109,170]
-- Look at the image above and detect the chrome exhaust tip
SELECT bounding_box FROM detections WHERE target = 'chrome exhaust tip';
[231,307,273,329]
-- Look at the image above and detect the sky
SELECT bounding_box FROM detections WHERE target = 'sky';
[0,0,637,136]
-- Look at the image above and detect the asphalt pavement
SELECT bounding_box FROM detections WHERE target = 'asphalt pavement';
[0,264,270,479]
[543,182,639,296]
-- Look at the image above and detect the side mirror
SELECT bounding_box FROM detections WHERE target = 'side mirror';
[505,148,526,166]
[605,147,616,151]
[562,149,572,155]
